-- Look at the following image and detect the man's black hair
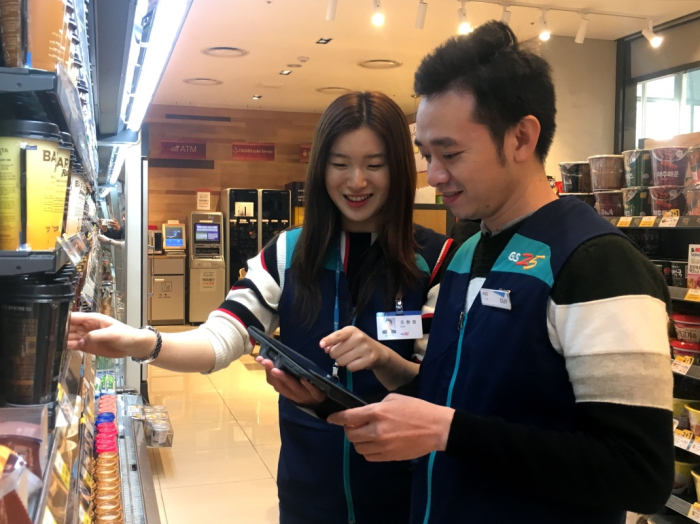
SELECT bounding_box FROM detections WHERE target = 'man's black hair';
[414,21,556,162]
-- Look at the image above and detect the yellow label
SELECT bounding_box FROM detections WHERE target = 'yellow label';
[57,383,64,402]
[0,137,23,250]
[42,508,58,524]
[617,217,633,227]
[24,138,61,250]
[686,289,700,302]
[54,452,71,488]
[79,506,91,524]
[640,216,657,227]
[672,355,695,374]
[689,502,700,521]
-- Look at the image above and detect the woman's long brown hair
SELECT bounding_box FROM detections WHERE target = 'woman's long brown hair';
[290,91,420,324]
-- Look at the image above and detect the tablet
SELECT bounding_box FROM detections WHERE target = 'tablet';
[248,326,367,414]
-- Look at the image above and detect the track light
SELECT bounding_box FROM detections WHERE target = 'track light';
[415,1,428,30]
[538,10,550,41]
[326,0,337,21]
[372,0,384,26]
[457,1,472,35]
[575,14,588,44]
[501,5,511,25]
[642,20,663,48]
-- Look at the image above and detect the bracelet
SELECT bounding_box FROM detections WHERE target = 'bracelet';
[131,326,163,364]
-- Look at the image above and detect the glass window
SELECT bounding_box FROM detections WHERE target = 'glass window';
[637,67,700,143]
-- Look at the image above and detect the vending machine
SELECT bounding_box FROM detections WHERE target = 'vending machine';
[260,189,291,248]
[188,212,226,323]
[221,188,259,290]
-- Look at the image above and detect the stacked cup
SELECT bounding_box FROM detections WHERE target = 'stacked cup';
[649,147,690,216]
[588,155,626,217]
[92,395,123,523]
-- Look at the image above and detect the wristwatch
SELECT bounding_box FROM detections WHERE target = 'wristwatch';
[131,325,163,364]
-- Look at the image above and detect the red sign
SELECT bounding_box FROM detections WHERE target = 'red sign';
[160,141,207,159]
[232,142,275,161]
[300,144,312,163]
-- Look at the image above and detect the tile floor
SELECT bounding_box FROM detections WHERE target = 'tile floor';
[147,326,280,524]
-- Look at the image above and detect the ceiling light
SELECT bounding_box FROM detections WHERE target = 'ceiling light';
[575,14,588,44]
[127,0,192,132]
[316,37,333,44]
[357,59,403,69]
[201,46,249,58]
[109,147,127,184]
[280,70,292,75]
[252,95,262,100]
[100,187,112,198]
[298,56,310,63]
[642,20,663,48]
[411,94,420,98]
[458,1,472,35]
[372,0,385,26]
[286,64,302,68]
[415,1,428,30]
[326,0,337,21]
[183,77,222,86]
[501,5,511,25]
[538,10,551,41]
[316,87,352,95]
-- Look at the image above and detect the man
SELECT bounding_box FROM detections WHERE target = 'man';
[327,21,673,524]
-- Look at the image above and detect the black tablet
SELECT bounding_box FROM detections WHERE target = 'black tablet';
[248,326,367,414]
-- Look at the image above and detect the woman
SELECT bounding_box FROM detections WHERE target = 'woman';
[68,91,453,524]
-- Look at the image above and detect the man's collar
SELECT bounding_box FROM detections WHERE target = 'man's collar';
[480,212,535,237]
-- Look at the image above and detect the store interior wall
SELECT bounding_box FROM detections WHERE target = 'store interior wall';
[145,105,321,225]
[537,35,618,180]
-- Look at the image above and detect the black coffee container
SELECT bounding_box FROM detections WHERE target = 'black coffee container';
[0,276,75,405]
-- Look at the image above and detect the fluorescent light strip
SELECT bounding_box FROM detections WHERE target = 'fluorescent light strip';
[100,187,112,198]
[109,147,127,184]
[127,0,192,132]
[120,0,150,122]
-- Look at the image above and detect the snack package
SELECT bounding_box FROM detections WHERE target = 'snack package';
[688,245,700,290]
[0,445,42,524]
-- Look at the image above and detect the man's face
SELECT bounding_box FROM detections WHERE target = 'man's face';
[415,90,516,221]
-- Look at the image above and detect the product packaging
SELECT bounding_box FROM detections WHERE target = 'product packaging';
[688,245,700,290]
[0,445,41,524]
[0,405,48,479]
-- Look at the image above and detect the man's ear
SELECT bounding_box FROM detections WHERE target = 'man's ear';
[505,115,541,163]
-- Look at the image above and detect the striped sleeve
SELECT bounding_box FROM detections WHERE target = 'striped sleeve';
[198,231,285,373]
[413,238,455,361]
[548,234,672,410]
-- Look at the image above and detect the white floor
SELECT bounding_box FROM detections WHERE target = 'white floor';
[147,326,280,524]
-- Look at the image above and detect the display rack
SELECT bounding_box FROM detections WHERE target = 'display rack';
[605,216,700,229]
[0,233,91,276]
[0,66,97,187]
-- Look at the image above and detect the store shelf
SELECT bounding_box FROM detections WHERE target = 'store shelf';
[31,430,61,524]
[671,287,700,304]
[0,66,97,186]
[0,233,90,276]
[672,359,700,381]
[667,495,700,522]
[605,216,700,229]
[118,394,161,524]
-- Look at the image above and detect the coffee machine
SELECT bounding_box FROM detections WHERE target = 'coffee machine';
[221,189,259,290]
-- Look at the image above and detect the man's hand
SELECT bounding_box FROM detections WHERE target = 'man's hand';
[68,312,154,359]
[320,326,391,372]
[255,356,326,405]
[327,394,455,462]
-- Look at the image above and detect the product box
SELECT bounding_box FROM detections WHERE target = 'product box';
[285,182,305,207]
[688,245,700,289]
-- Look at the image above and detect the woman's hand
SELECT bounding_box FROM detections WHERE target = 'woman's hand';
[320,326,391,372]
[255,356,326,405]
[68,312,154,359]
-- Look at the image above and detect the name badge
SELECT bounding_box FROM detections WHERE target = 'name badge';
[480,289,511,310]
[376,311,423,341]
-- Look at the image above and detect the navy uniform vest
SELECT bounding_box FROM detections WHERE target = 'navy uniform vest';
[277,225,448,524]
[413,198,627,524]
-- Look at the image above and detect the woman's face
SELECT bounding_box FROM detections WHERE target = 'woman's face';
[325,127,390,233]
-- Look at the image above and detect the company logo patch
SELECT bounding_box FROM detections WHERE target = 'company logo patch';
[508,252,546,270]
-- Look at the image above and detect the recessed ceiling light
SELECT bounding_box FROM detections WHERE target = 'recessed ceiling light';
[316,37,333,44]
[183,77,222,86]
[357,59,402,69]
[411,94,420,98]
[252,95,262,100]
[316,87,352,95]
[256,82,284,89]
[280,70,292,75]
[286,64,302,68]
[201,46,249,58]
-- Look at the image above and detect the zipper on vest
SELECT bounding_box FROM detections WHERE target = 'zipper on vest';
[424,313,468,524]
[343,369,356,524]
